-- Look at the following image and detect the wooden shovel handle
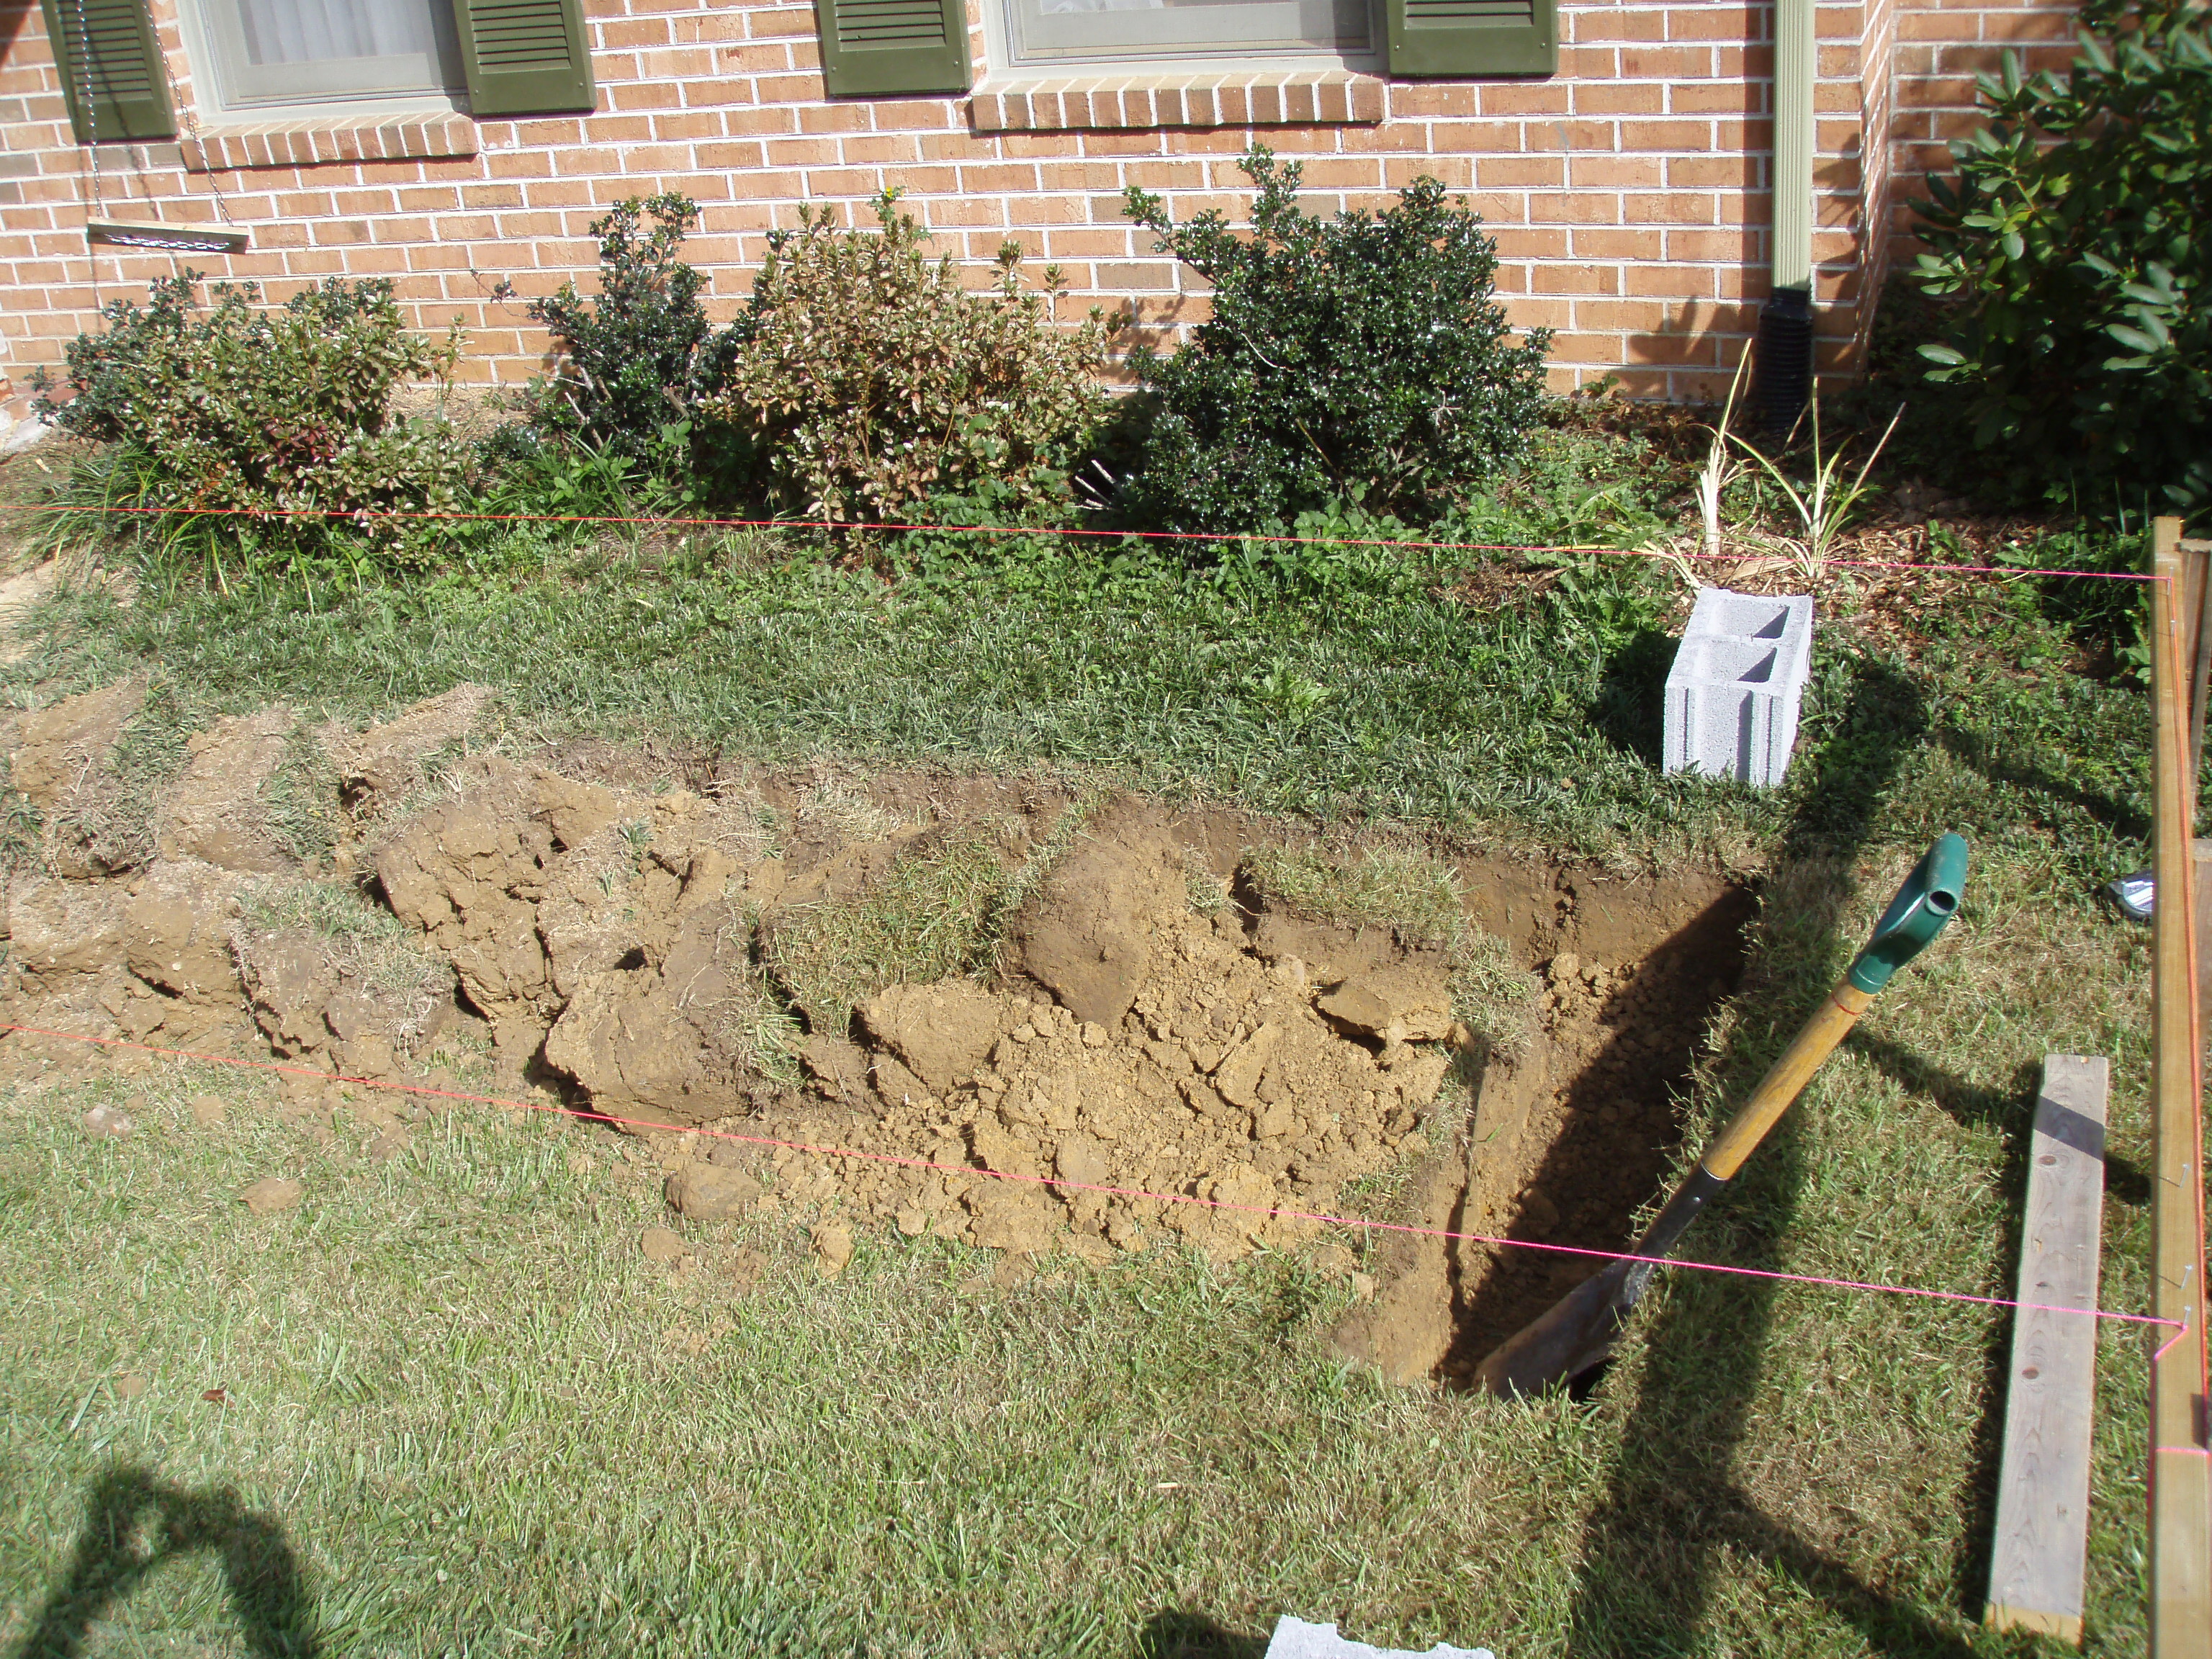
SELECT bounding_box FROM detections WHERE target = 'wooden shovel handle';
[1700,981,1874,1180]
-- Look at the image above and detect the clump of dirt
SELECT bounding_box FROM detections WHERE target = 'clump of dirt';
[232,880,457,1079]
[9,678,148,877]
[0,678,1755,1388]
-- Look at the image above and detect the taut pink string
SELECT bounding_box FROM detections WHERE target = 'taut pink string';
[5,1021,2178,1341]
[0,500,2161,584]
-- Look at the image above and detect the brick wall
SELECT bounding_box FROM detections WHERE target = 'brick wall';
[0,0,2080,406]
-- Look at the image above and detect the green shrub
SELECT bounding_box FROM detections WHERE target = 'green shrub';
[1119,147,1551,534]
[1911,0,2212,518]
[32,275,469,571]
[495,194,739,475]
[707,193,1113,521]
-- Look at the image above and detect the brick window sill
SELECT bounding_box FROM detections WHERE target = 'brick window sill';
[181,113,477,172]
[968,70,1382,133]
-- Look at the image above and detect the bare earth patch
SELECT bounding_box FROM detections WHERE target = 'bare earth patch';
[0,683,1753,1382]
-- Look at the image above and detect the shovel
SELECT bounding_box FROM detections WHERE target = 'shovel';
[1471,832,1969,1398]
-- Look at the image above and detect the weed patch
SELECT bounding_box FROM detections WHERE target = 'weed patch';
[764,826,1019,1033]
[259,721,342,867]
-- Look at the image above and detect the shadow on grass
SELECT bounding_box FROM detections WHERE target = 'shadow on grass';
[1932,724,2150,845]
[9,1465,321,1659]
[1566,660,1991,1658]
[1592,629,1676,768]
[1137,1609,1269,1658]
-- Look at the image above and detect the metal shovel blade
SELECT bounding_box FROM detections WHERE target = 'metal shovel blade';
[1468,1257,1645,1397]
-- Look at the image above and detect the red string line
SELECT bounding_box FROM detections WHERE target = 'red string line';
[6,1020,2178,1340]
[0,500,2161,584]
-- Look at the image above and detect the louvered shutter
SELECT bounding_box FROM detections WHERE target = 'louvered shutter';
[1385,0,1556,75]
[456,0,596,115]
[37,0,175,143]
[817,0,971,96]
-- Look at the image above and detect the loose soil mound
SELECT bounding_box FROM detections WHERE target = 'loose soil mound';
[0,681,1753,1382]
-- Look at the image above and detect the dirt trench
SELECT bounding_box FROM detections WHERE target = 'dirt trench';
[0,679,1751,1382]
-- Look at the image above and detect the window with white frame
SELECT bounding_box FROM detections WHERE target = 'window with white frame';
[1002,0,1376,69]
[189,0,468,112]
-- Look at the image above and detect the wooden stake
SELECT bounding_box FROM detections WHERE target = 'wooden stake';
[2185,535,2212,808]
[2147,516,2210,1659]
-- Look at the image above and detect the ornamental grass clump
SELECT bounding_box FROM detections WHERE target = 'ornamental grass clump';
[1118,146,1552,534]
[32,274,469,576]
[708,193,1115,521]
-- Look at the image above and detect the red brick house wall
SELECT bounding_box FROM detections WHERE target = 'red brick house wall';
[0,0,2080,405]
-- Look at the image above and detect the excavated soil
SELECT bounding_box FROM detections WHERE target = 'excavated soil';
[0,680,1751,1382]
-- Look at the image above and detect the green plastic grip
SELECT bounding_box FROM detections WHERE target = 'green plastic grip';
[1847,833,1969,994]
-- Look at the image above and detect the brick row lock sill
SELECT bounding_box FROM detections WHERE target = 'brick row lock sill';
[968,69,1384,132]
[166,72,1381,171]
[179,112,478,171]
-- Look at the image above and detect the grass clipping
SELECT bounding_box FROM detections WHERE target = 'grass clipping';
[1242,844,1536,1058]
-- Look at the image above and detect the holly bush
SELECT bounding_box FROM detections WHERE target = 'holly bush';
[500,194,738,469]
[1118,147,1551,534]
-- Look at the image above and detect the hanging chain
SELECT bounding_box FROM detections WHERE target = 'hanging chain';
[182,109,235,227]
[66,0,111,310]
[143,11,238,228]
[68,0,104,218]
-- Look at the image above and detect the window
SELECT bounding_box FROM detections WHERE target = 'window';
[37,0,596,142]
[192,0,467,112]
[1004,0,1374,68]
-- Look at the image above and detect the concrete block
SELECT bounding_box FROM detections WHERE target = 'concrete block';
[1663,586,1815,788]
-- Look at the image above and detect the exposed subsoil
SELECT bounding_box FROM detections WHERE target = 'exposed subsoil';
[0,678,1750,1382]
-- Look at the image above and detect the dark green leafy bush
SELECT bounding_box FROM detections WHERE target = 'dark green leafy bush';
[32,274,468,570]
[708,194,1112,520]
[495,193,741,475]
[1119,148,1552,534]
[1912,0,2212,517]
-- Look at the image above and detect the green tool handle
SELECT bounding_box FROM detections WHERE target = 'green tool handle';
[1616,832,1969,1298]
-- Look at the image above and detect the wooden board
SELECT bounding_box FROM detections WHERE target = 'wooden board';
[2148,519,2212,1659]
[1984,1054,2109,1646]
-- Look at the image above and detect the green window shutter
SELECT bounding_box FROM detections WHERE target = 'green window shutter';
[817,0,971,97]
[37,0,175,143]
[456,0,596,116]
[1386,0,1556,76]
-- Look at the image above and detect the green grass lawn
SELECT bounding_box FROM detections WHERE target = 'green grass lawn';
[0,512,2184,1657]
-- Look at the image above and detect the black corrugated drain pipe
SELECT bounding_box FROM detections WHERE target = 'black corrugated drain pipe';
[1752,284,1814,436]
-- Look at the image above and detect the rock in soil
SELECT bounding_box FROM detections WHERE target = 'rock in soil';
[639,1226,687,1263]
[81,1104,134,1138]
[811,1222,854,1277]
[238,1177,302,1215]
[664,1162,762,1220]
[188,1094,227,1128]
